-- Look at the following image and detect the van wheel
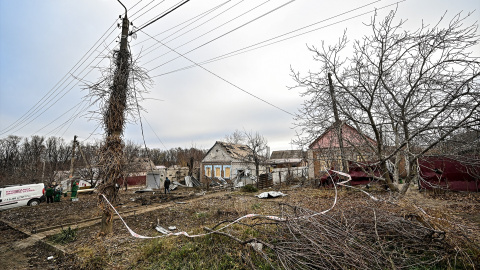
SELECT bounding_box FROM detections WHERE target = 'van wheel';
[28,199,40,206]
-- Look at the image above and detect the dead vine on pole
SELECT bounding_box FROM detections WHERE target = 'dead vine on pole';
[83,49,152,234]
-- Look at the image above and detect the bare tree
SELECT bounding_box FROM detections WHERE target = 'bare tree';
[44,137,71,183]
[244,131,269,179]
[0,136,22,185]
[291,10,480,195]
[224,129,246,144]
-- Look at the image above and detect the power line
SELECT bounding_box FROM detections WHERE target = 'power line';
[33,100,85,134]
[151,0,393,78]
[146,0,296,72]
[131,0,232,49]
[4,36,119,136]
[131,0,166,21]
[136,0,242,61]
[2,0,144,137]
[81,123,102,143]
[128,0,144,14]
[143,116,169,151]
[59,101,92,137]
[0,19,118,135]
[140,29,296,117]
[131,0,192,35]
[140,0,268,65]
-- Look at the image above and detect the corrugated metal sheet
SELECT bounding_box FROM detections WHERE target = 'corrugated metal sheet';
[419,156,480,192]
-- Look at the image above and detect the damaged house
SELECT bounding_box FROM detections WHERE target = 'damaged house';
[268,150,308,184]
[201,141,264,186]
[308,121,376,180]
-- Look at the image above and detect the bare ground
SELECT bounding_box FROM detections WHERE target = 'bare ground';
[1,185,479,269]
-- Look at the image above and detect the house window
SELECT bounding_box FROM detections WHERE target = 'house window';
[237,169,245,178]
[204,166,212,177]
[224,166,231,178]
[214,165,222,177]
[318,160,327,171]
[337,158,344,171]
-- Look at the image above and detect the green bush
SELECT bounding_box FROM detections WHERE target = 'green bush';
[241,184,258,193]
[51,226,77,244]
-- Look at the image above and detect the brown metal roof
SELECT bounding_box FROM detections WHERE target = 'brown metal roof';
[216,141,252,160]
[269,150,305,160]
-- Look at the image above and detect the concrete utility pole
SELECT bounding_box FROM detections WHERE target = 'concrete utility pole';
[328,73,348,173]
[99,0,130,235]
[69,135,77,178]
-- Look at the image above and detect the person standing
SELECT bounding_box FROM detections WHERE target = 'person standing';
[54,185,62,202]
[71,180,79,200]
[164,177,170,194]
[45,185,54,203]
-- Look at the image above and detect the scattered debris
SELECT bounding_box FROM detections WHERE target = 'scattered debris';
[168,226,177,230]
[256,191,287,199]
[247,242,263,252]
[195,191,206,196]
[134,188,154,193]
[155,225,170,235]
[234,181,245,188]
[47,256,54,260]
[175,201,187,204]
[172,181,187,187]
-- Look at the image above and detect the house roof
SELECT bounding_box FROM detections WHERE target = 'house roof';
[270,150,305,160]
[308,121,376,150]
[268,150,305,165]
[205,141,252,161]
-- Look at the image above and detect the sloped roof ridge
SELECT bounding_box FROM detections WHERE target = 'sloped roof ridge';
[270,150,304,159]
[215,141,252,159]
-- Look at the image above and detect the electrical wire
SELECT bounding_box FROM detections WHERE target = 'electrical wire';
[2,0,143,137]
[131,0,232,49]
[140,29,295,117]
[132,0,167,23]
[81,123,102,143]
[146,0,295,72]
[5,36,119,136]
[128,0,144,14]
[143,116,169,151]
[131,0,192,35]
[136,0,243,61]
[33,100,85,134]
[0,19,118,135]
[151,0,397,78]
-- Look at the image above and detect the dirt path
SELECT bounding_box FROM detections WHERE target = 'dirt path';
[0,190,228,269]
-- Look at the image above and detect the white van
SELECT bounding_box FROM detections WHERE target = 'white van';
[0,183,45,210]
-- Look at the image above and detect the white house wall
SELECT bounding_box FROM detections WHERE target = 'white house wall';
[272,167,308,184]
[307,149,315,179]
[203,144,233,162]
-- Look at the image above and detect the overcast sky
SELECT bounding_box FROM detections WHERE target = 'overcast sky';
[1,0,479,152]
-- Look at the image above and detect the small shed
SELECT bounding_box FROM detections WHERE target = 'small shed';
[146,171,165,189]
[268,150,307,168]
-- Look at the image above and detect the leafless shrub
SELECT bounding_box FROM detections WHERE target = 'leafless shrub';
[207,199,479,269]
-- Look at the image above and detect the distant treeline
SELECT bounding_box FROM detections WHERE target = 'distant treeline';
[0,135,206,186]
